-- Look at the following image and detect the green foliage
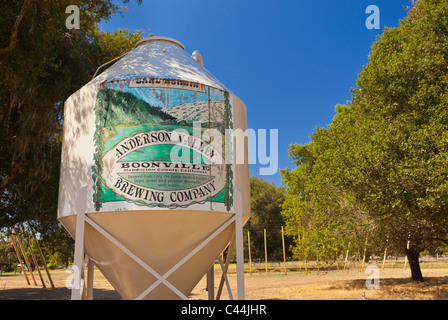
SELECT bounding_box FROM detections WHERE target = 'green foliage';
[282,0,448,279]
[281,139,370,263]
[89,27,147,68]
[0,1,144,265]
[0,0,144,226]
[245,176,291,261]
[39,222,75,268]
[0,230,17,270]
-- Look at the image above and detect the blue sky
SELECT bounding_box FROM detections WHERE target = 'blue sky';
[100,0,413,186]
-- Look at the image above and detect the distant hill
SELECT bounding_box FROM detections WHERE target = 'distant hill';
[163,100,224,123]
[97,87,177,130]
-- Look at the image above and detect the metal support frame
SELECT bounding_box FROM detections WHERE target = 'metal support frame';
[71,186,90,300]
[212,188,245,300]
[71,192,86,300]
[86,256,94,300]
[206,266,214,300]
[234,188,245,300]
[70,187,246,300]
[217,255,233,300]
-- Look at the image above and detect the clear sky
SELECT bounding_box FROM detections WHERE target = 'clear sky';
[100,0,412,186]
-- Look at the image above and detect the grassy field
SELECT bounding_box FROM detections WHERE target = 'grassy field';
[1,257,448,300]
[221,255,448,274]
[192,258,448,300]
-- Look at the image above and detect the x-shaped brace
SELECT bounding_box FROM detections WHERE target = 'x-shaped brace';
[85,215,236,300]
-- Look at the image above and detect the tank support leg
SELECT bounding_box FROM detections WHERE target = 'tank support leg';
[217,254,234,300]
[71,186,87,300]
[86,256,94,300]
[234,188,245,300]
[206,265,214,300]
[71,209,86,300]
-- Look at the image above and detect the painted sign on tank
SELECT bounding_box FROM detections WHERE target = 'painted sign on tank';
[92,78,234,212]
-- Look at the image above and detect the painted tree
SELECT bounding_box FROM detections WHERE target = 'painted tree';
[282,0,448,281]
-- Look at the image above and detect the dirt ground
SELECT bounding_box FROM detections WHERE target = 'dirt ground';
[1,264,448,300]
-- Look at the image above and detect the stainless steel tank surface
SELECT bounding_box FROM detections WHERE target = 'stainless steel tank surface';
[58,37,250,299]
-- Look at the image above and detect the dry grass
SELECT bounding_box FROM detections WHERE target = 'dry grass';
[190,265,448,300]
[1,262,448,300]
[324,276,448,300]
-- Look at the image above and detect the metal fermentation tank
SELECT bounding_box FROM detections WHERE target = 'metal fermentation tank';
[57,37,250,299]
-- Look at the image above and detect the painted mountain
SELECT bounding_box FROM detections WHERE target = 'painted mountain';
[96,87,177,131]
[162,100,225,123]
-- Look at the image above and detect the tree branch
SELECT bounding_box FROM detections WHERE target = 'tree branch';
[0,161,21,199]
[0,0,34,55]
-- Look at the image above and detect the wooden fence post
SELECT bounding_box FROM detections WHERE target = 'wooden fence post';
[14,227,37,286]
[8,228,30,285]
[343,242,350,271]
[382,247,388,270]
[336,251,339,272]
[29,222,55,289]
[20,223,45,287]
[264,229,268,275]
[247,231,252,276]
[281,226,287,275]
[361,237,368,272]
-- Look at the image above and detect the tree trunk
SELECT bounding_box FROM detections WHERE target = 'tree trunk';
[406,249,424,282]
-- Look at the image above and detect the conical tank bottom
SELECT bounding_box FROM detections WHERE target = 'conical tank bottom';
[60,210,236,299]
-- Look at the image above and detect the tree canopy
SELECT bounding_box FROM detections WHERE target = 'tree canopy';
[0,0,144,266]
[245,176,291,261]
[0,0,144,227]
[282,0,448,281]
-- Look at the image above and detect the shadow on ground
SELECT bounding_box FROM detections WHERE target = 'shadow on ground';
[0,287,121,300]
